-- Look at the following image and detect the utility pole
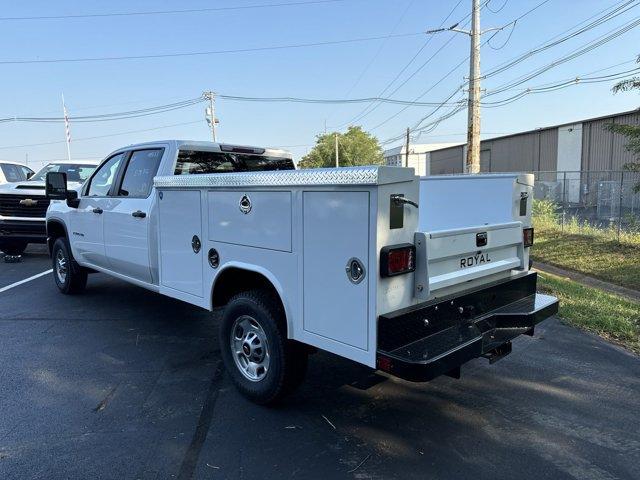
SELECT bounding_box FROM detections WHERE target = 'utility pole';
[334,133,339,167]
[203,91,218,142]
[466,0,481,174]
[405,127,410,168]
[425,0,510,174]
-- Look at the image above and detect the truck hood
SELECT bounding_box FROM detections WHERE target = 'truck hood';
[0,180,83,196]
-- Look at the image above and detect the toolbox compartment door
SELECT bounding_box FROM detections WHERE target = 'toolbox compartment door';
[302,191,371,359]
[158,189,204,298]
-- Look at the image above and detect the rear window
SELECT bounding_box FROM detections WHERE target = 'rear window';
[174,150,294,175]
[1,164,26,182]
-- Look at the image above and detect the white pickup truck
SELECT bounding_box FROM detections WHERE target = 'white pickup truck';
[45,140,558,404]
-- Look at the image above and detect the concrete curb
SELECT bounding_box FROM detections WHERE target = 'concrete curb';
[533,261,640,303]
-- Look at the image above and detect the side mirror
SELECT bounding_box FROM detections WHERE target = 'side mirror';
[66,190,80,208]
[26,171,34,180]
[46,172,80,208]
[45,172,68,199]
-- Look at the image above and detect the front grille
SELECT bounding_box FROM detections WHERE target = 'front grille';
[0,194,50,218]
[0,220,46,237]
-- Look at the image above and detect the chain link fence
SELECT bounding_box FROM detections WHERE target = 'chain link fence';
[532,170,640,241]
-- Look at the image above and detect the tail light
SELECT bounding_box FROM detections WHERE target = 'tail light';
[380,243,416,277]
[523,227,534,247]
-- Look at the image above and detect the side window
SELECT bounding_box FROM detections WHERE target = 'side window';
[87,153,124,197]
[118,149,163,198]
[1,164,25,182]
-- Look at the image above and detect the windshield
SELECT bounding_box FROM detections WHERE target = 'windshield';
[31,163,97,183]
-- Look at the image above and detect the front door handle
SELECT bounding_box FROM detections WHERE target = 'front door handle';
[92,208,103,214]
[132,210,146,218]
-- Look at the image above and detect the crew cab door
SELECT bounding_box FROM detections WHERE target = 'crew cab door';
[70,153,125,268]
[103,149,163,284]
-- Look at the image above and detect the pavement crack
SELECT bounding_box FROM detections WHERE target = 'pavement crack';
[93,385,118,413]
[176,360,224,480]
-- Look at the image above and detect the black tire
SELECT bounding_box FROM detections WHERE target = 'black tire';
[219,289,308,405]
[0,241,28,256]
[52,237,87,294]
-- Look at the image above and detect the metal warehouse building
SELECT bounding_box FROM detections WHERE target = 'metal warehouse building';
[426,108,640,175]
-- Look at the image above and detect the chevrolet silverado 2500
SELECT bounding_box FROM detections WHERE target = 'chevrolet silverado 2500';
[45,140,558,404]
[0,160,96,255]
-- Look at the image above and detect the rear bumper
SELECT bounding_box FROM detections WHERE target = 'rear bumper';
[0,218,47,244]
[376,272,558,382]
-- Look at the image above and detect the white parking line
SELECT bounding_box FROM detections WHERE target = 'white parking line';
[0,269,53,294]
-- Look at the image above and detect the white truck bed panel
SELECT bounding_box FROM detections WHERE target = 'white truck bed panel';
[418,174,532,232]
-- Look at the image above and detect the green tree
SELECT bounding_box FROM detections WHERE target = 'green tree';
[299,126,384,169]
[608,54,640,190]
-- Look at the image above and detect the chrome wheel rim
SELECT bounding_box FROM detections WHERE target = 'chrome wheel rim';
[230,315,270,382]
[55,249,68,284]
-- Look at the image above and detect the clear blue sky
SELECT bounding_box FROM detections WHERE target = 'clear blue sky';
[0,0,639,170]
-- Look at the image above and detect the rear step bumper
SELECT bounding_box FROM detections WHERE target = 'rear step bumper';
[376,272,558,382]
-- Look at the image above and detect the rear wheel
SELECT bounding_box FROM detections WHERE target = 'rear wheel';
[52,237,87,294]
[0,241,27,256]
[220,289,308,405]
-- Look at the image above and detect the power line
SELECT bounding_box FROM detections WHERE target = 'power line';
[348,2,494,132]
[0,0,357,21]
[0,97,205,124]
[0,31,425,65]
[482,65,640,107]
[486,0,509,14]
[217,94,460,106]
[383,59,640,145]
[0,120,204,150]
[338,0,469,128]
[487,20,517,50]
[483,0,639,79]
[485,14,640,96]
[379,0,637,142]
[338,0,416,101]
[370,0,553,132]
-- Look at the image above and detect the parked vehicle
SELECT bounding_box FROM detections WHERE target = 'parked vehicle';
[0,161,34,184]
[0,160,97,255]
[45,140,557,404]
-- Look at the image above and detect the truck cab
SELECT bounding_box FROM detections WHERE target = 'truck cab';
[46,141,294,287]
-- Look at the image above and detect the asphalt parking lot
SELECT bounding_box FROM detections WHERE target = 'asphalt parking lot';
[1,246,639,480]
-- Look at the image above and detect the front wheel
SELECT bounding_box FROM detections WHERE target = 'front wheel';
[52,237,87,294]
[219,290,308,405]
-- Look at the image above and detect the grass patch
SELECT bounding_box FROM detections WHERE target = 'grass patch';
[531,200,640,291]
[538,272,640,354]
[532,227,640,291]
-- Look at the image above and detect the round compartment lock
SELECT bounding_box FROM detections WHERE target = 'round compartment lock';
[208,248,220,268]
[191,235,201,254]
[239,194,252,214]
[345,257,366,284]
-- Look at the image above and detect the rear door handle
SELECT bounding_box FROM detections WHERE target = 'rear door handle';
[132,210,146,218]
[92,208,103,214]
